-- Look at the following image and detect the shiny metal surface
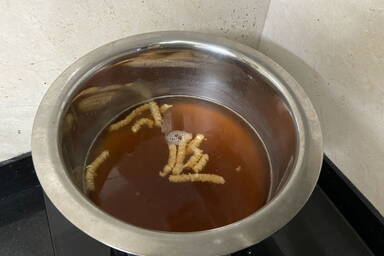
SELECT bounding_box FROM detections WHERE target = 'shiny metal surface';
[32,31,323,256]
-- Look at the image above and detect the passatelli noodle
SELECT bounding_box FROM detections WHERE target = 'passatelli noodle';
[85,150,109,191]
[109,103,150,132]
[184,148,203,169]
[149,101,162,127]
[168,173,225,184]
[159,144,177,177]
[192,153,209,173]
[108,102,173,132]
[131,118,154,133]
[159,104,173,114]
[187,134,205,154]
[183,134,205,170]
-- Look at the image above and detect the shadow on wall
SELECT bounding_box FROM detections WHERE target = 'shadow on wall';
[45,0,272,55]
[193,28,263,49]
[258,39,384,181]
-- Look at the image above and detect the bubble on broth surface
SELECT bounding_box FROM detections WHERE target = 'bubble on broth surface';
[165,130,191,145]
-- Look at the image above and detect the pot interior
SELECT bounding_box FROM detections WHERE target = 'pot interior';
[59,47,298,222]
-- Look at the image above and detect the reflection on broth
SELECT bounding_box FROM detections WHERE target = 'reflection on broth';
[85,97,271,232]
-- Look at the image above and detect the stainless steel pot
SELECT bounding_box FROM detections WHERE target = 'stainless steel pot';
[32,31,322,256]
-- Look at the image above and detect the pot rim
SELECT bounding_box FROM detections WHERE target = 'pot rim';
[32,31,323,256]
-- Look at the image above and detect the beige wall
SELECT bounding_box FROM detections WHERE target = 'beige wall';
[0,0,270,160]
[259,0,384,214]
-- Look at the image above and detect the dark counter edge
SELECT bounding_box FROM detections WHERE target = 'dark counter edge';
[0,152,383,255]
[318,156,384,255]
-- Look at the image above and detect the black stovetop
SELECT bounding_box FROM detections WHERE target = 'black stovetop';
[0,154,383,256]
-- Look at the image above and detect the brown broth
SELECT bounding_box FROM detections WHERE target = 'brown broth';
[87,97,270,232]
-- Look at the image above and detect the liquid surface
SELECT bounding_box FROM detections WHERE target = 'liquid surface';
[87,97,270,232]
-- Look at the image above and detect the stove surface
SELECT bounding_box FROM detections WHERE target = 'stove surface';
[44,187,372,256]
[1,154,382,256]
